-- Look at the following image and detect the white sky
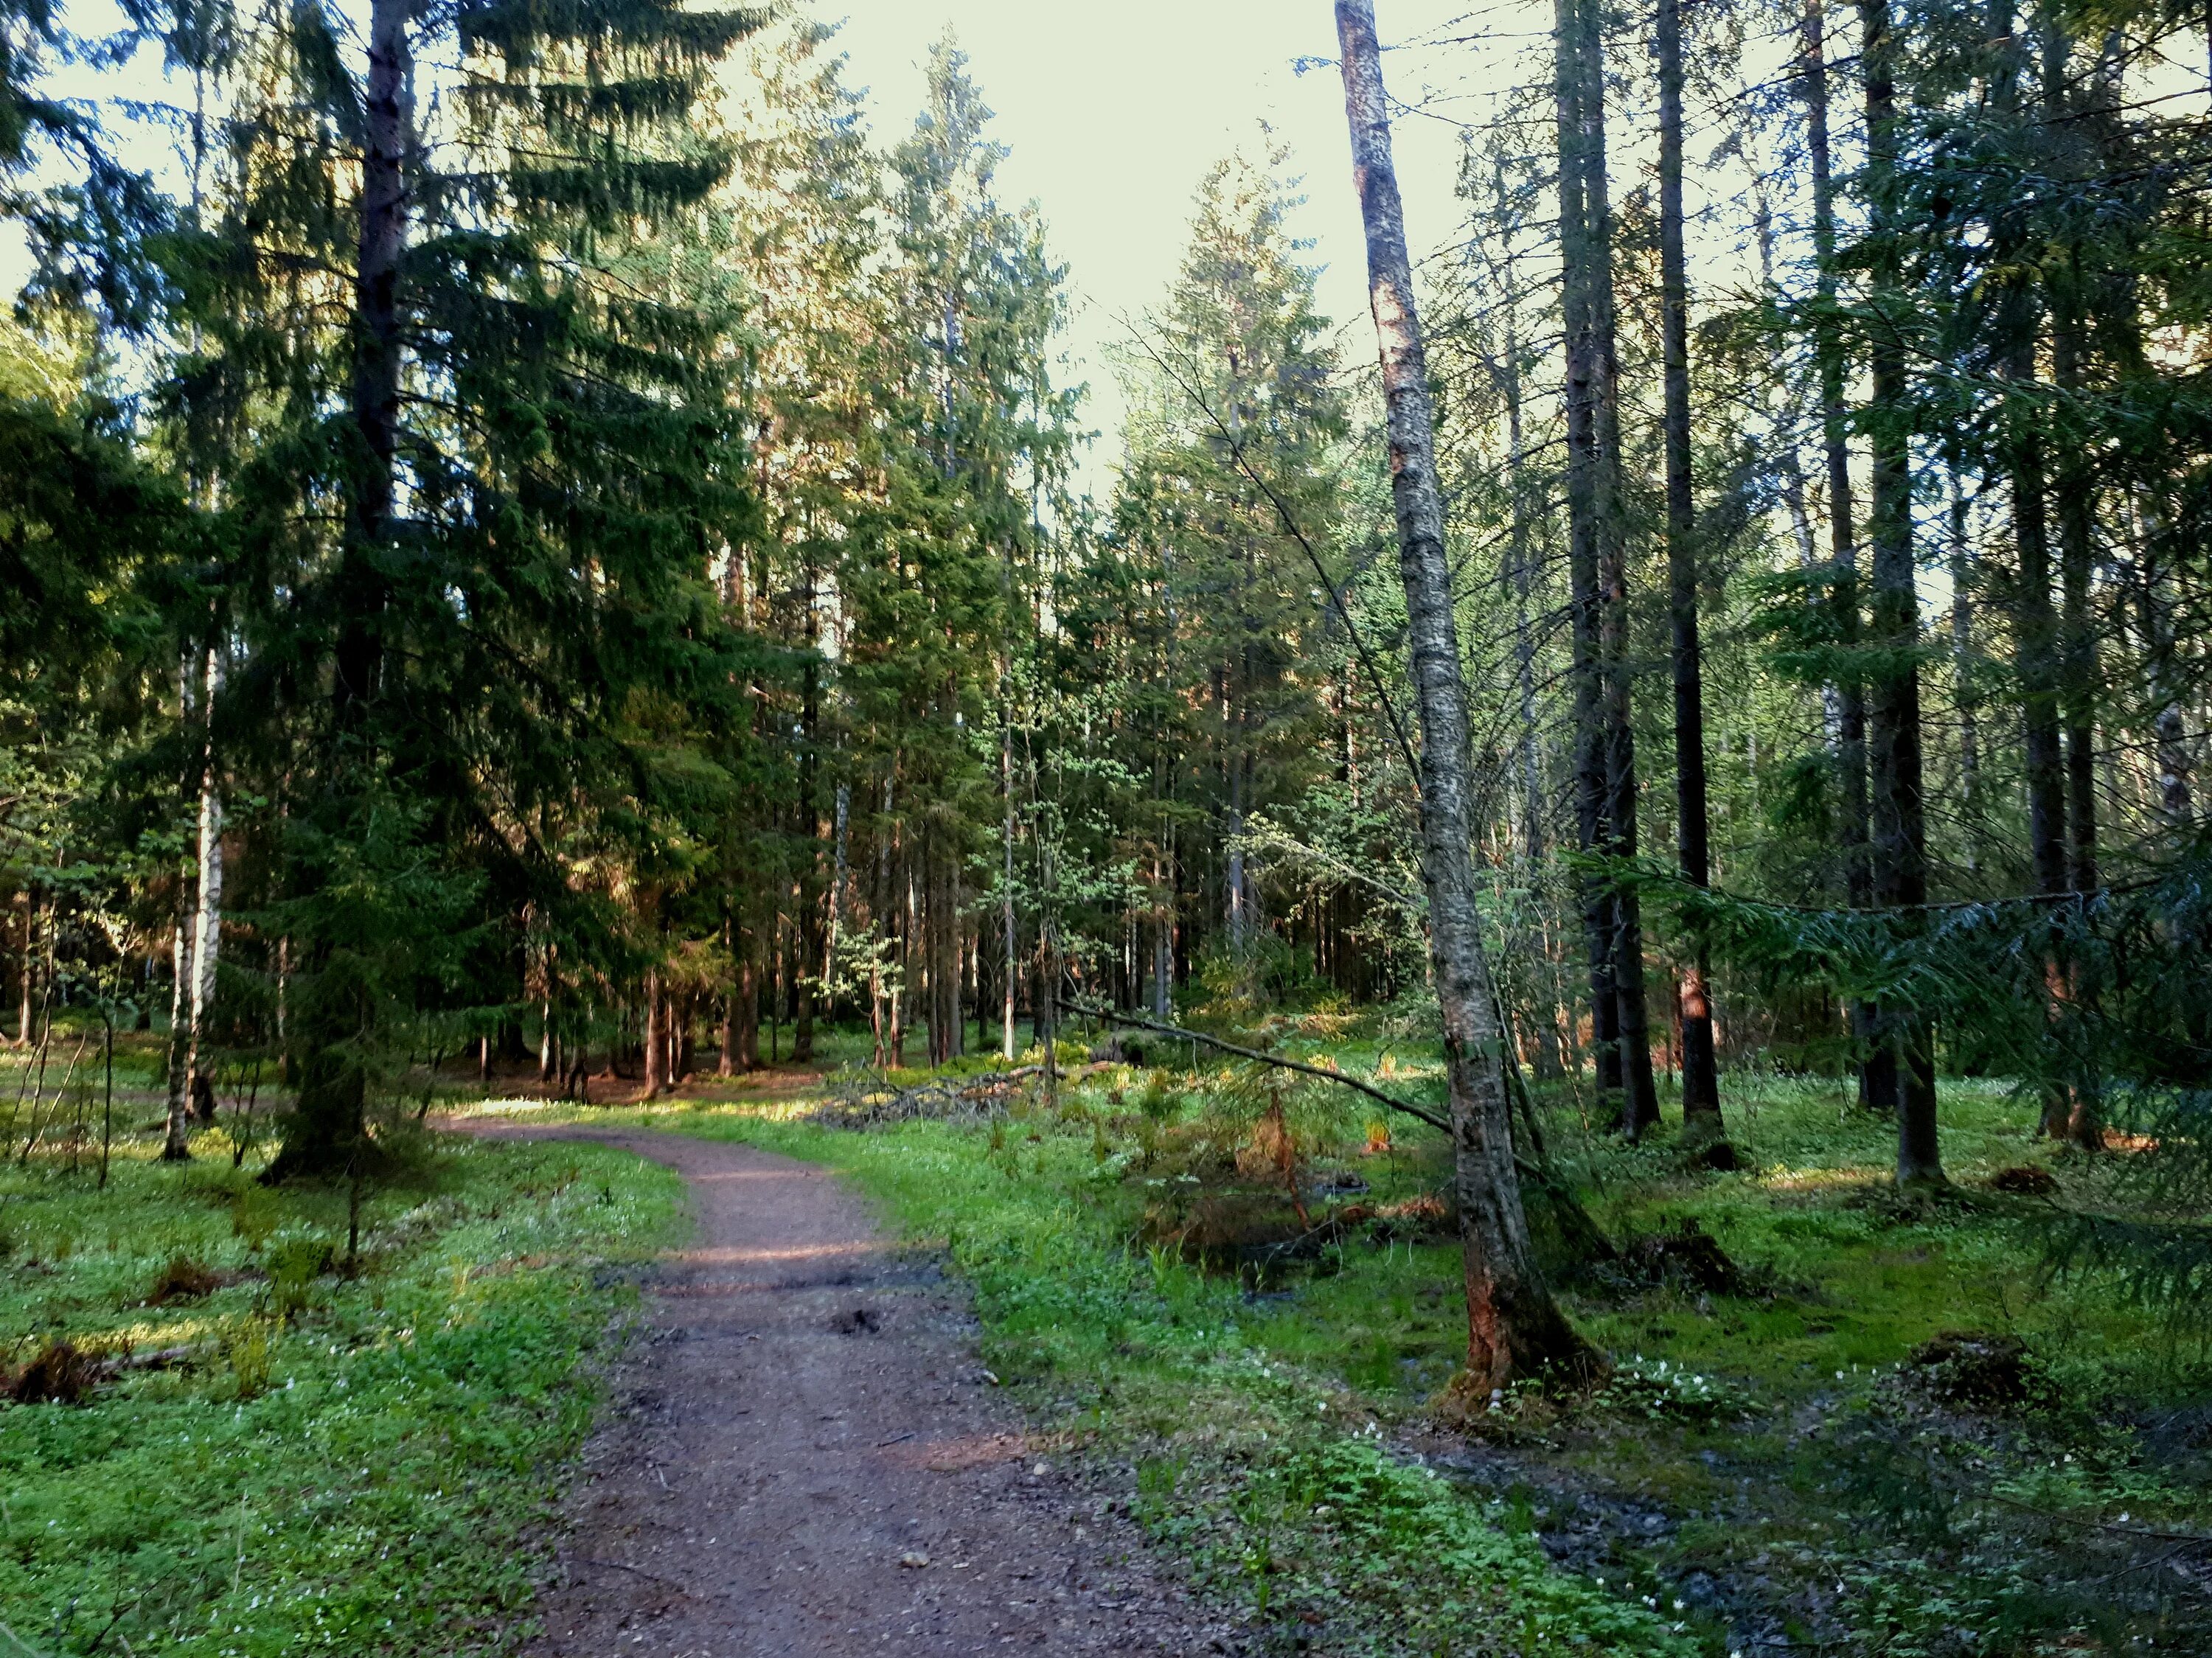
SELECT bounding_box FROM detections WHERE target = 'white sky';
[818,1,1498,485]
[11,0,1526,492]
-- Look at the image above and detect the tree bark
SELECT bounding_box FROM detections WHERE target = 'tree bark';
[1335,0,1595,1389]
[185,645,223,1128]
[2137,546,2191,827]
[1802,0,1884,1112]
[273,0,411,1180]
[1657,0,1730,1160]
[642,969,664,1097]
[1861,0,1941,1186]
[1557,0,1622,1117]
[1557,0,1657,1136]
[1946,439,1982,870]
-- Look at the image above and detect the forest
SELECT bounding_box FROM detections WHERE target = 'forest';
[5,0,2212,1653]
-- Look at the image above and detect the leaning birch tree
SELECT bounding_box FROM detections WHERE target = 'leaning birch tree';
[1332,0,1594,1390]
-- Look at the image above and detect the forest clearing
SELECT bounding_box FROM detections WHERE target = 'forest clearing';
[7,0,2212,1651]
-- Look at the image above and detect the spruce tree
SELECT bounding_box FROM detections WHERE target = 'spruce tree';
[158,0,765,1172]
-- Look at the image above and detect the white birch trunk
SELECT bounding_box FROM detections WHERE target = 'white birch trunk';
[184,647,224,1125]
[1334,0,1590,1388]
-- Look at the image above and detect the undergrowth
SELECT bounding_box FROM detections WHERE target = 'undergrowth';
[0,1131,679,1657]
[492,1095,1700,1656]
[472,1045,2212,1658]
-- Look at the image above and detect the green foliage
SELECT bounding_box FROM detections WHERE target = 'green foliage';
[0,1137,678,1657]
[482,1095,1697,1657]
[1587,1356,1749,1424]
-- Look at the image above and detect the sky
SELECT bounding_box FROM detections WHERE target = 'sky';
[6,0,1514,491]
[817,1,1496,484]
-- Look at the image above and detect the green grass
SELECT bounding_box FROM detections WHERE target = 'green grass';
[456,1041,2211,1658]
[14,1018,2198,1657]
[0,1122,680,1657]
[455,1090,1701,1656]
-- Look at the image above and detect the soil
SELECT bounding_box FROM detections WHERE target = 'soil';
[462,1123,1236,1657]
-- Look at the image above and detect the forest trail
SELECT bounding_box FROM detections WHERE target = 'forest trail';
[460,1122,1229,1657]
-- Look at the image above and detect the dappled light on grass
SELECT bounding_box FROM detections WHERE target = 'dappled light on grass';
[0,1129,681,1657]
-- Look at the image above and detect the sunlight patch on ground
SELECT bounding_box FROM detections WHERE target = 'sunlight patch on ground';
[1759,1163,1885,1191]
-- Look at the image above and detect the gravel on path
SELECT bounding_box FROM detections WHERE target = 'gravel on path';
[461,1122,1236,1657]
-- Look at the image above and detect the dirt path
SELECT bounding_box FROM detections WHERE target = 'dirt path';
[465,1124,1232,1657]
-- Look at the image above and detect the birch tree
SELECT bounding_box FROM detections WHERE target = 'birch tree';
[1335,0,1593,1388]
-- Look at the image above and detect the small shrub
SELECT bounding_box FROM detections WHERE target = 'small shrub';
[1589,1356,1747,1424]
[1136,1073,1182,1124]
[148,1253,220,1305]
[225,1317,277,1399]
[232,1185,283,1249]
[266,1234,333,1318]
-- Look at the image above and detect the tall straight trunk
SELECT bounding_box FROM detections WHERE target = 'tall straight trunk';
[1335,0,1593,1388]
[1559,0,1658,1135]
[793,638,821,1064]
[1946,439,1982,869]
[1225,706,1251,955]
[2138,546,2192,826]
[2045,14,2102,1148]
[736,922,762,1072]
[1001,700,1019,1059]
[1862,0,1941,1185]
[1983,0,2071,1141]
[642,969,664,1096]
[2035,21,2098,899]
[717,910,737,1077]
[185,644,223,1127]
[1492,154,1545,866]
[1557,0,1623,1112]
[164,652,197,1158]
[2015,414,2067,899]
[2052,398,2098,898]
[339,0,408,710]
[14,890,29,1043]
[275,0,411,1178]
[164,879,192,1155]
[1658,0,1729,1157]
[1804,0,1883,1109]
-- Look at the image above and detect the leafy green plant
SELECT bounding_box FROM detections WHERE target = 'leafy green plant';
[224,1314,276,1400]
[1589,1355,1749,1424]
[265,1233,333,1320]
[0,1136,679,1657]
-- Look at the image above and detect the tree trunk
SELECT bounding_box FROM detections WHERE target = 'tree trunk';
[1862,0,1941,1186]
[2138,546,2191,827]
[13,889,29,1044]
[164,653,197,1161]
[2045,15,2101,1149]
[274,0,411,1179]
[1557,0,1622,1118]
[163,897,194,1159]
[1558,0,1657,1137]
[736,920,762,1072]
[1946,439,1982,871]
[1335,0,1595,1389]
[1802,0,1883,1112]
[185,726,223,1128]
[1492,152,1546,869]
[1658,0,1730,1160]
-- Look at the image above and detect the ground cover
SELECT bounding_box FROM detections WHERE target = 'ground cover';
[0,1053,680,1658]
[462,1027,2211,1658]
